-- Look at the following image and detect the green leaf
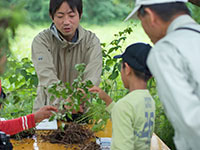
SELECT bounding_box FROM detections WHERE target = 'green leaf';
[49,115,55,122]
[108,71,119,80]
[23,62,32,69]
[75,105,80,112]
[101,43,106,47]
[65,82,71,89]
[15,68,21,74]
[66,112,72,120]
[61,89,68,99]
[72,79,79,84]
[104,65,110,72]
[50,95,55,101]
[106,59,114,66]
[108,46,119,54]
[9,76,17,84]
[13,95,21,104]
[30,75,38,87]
[97,98,102,104]
[20,69,27,77]
[59,123,65,132]
[75,63,86,72]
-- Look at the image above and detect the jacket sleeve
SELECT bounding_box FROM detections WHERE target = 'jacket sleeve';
[83,35,102,86]
[32,34,61,111]
[32,34,59,87]
[0,114,35,135]
[147,41,200,145]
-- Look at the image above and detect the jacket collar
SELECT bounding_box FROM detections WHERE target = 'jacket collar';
[50,23,63,41]
[50,23,84,48]
[167,15,196,34]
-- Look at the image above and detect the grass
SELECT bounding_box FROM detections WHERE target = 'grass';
[10,21,151,60]
[82,21,151,44]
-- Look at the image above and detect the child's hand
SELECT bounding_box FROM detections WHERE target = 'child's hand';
[89,86,107,99]
[89,86,112,106]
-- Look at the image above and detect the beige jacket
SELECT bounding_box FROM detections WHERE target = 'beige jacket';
[32,24,102,112]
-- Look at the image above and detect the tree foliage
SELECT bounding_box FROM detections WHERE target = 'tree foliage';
[82,0,132,24]
[4,0,200,25]
[187,3,200,23]
[0,57,37,119]
[4,0,133,24]
[0,1,26,58]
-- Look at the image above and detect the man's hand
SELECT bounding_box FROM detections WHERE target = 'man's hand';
[34,106,58,123]
[89,86,112,106]
[64,96,84,114]
[64,88,87,114]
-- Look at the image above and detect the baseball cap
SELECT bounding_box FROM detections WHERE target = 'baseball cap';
[114,42,152,76]
[125,0,188,21]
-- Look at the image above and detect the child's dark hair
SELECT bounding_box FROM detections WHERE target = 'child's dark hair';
[122,61,151,82]
[49,0,83,19]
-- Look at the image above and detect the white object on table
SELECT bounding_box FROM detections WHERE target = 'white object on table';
[36,119,58,130]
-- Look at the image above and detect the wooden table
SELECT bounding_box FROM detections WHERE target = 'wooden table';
[11,120,170,150]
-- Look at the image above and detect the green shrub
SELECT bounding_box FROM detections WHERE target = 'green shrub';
[0,57,37,119]
[5,0,132,24]
[82,0,131,24]
[187,3,200,24]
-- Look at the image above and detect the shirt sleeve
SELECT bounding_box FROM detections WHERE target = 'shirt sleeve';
[111,100,135,150]
[83,36,102,86]
[0,114,35,135]
[105,101,115,113]
[147,41,200,139]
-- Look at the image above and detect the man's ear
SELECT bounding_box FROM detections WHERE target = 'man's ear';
[79,13,83,20]
[49,13,54,21]
[144,8,158,27]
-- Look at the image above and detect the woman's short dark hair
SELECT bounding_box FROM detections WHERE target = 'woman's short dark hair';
[122,62,151,82]
[138,2,190,22]
[49,0,83,19]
